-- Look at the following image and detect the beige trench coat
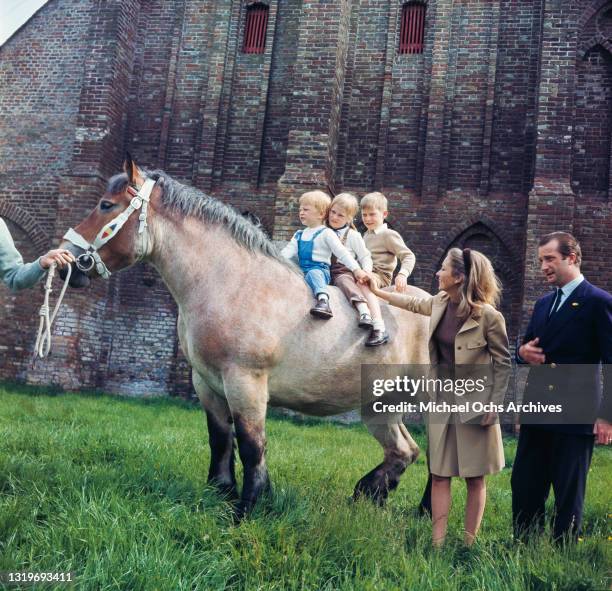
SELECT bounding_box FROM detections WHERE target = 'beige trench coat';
[386,290,512,477]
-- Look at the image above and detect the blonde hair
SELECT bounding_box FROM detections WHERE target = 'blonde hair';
[360,191,388,212]
[299,190,331,218]
[446,247,502,320]
[327,192,359,230]
[331,192,359,218]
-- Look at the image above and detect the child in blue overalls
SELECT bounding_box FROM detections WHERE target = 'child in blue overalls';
[281,190,367,318]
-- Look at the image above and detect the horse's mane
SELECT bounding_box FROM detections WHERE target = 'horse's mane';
[107,169,296,270]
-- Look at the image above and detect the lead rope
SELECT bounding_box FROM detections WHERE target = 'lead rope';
[34,263,72,359]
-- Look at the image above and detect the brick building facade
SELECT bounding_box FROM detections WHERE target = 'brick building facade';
[0,0,610,397]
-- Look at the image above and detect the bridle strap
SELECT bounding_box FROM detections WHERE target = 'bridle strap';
[63,177,156,279]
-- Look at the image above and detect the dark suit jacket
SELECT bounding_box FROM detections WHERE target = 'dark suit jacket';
[518,279,612,434]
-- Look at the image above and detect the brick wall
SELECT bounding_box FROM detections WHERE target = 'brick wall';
[0,0,93,239]
[1,0,611,397]
[260,0,302,186]
[0,0,94,386]
[490,0,543,194]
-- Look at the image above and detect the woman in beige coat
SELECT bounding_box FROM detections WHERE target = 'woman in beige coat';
[366,247,511,546]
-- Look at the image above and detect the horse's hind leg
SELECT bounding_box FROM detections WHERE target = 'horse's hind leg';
[193,372,238,500]
[222,367,270,519]
[354,416,420,505]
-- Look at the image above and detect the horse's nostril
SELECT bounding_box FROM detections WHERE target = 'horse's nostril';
[68,268,91,289]
[58,265,70,281]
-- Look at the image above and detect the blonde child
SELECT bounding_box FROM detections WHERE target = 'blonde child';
[281,190,367,319]
[326,193,388,347]
[360,191,416,345]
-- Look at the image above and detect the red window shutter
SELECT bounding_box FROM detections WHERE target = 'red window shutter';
[399,2,426,55]
[243,4,269,54]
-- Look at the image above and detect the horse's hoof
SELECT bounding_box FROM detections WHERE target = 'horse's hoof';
[416,503,432,519]
[218,484,239,501]
[232,500,254,523]
[353,483,388,507]
[208,480,239,501]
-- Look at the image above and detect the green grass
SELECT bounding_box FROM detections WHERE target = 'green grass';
[0,382,610,591]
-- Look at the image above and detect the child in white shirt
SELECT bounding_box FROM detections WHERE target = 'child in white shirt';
[327,193,388,346]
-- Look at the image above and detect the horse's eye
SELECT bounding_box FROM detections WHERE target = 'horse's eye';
[100,200,115,212]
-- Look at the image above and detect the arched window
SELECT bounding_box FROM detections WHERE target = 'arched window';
[243,3,269,54]
[399,2,426,55]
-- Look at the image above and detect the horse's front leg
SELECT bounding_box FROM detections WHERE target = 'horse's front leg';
[354,415,420,505]
[193,372,238,500]
[222,367,270,519]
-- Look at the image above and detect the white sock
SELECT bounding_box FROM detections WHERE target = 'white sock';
[317,293,329,302]
[355,302,369,315]
[373,319,385,331]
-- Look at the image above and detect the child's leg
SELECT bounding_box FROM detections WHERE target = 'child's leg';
[361,284,382,321]
[333,273,371,324]
[305,268,329,299]
[306,268,333,319]
[360,283,385,330]
[360,279,389,346]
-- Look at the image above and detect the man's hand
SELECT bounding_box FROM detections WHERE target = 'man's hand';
[353,269,368,283]
[40,249,75,270]
[518,337,545,365]
[594,419,612,445]
[394,273,407,293]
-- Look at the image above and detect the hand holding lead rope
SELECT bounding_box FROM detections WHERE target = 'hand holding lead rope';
[34,262,72,359]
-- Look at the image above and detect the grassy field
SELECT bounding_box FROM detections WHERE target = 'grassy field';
[0,383,610,591]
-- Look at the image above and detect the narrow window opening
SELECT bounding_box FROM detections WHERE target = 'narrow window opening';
[399,2,426,55]
[243,3,269,54]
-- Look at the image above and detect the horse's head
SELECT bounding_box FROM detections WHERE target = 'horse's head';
[59,154,157,288]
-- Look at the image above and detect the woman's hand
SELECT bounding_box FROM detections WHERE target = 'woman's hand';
[40,249,75,269]
[480,411,498,427]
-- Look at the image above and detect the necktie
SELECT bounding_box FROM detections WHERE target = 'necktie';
[548,288,563,320]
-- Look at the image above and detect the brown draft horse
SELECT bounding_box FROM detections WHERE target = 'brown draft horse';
[60,156,429,517]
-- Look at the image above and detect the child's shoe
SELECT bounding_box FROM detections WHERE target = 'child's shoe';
[310,298,333,319]
[365,328,389,347]
[358,313,373,328]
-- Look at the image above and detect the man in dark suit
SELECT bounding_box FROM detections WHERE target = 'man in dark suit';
[512,231,612,542]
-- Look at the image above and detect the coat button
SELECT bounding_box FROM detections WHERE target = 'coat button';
[548,384,554,391]
[457,346,462,350]
[551,363,557,368]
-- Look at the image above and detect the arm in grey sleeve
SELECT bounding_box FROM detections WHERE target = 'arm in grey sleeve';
[0,219,46,292]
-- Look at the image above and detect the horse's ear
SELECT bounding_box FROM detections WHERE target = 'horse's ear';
[123,153,144,187]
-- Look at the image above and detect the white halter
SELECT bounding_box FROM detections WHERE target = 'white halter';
[63,177,156,279]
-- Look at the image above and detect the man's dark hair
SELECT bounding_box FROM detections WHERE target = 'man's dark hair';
[539,231,582,266]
